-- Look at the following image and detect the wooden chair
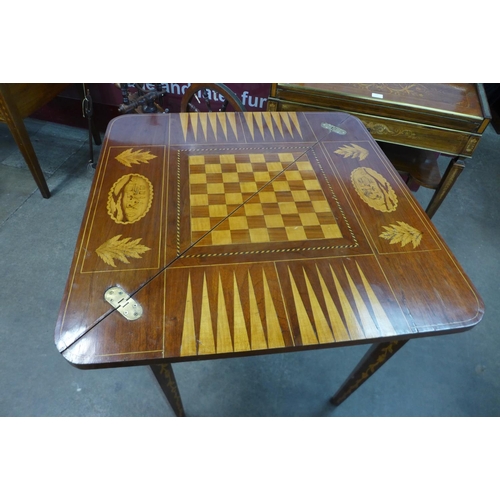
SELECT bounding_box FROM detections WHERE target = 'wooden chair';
[0,83,70,198]
[180,83,246,112]
[116,83,246,114]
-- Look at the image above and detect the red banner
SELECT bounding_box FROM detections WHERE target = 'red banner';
[33,83,273,131]
[125,83,272,112]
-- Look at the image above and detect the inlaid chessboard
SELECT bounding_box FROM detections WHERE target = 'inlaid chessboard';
[55,111,483,368]
[189,152,342,246]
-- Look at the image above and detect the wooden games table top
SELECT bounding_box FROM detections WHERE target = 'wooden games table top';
[54,111,483,410]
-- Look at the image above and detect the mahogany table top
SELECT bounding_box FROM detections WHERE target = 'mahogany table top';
[55,111,484,367]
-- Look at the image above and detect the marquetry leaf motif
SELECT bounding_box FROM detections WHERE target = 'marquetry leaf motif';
[379,221,423,249]
[115,148,157,168]
[334,144,369,161]
[96,234,151,267]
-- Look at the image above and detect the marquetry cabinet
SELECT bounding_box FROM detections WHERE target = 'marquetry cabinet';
[268,83,491,217]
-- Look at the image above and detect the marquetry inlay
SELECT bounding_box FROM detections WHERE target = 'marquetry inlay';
[170,259,398,358]
[180,111,304,142]
[55,112,483,371]
[188,152,342,246]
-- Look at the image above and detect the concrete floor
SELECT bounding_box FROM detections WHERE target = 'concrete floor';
[1,116,499,417]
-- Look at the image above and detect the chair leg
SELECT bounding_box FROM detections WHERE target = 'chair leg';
[80,84,102,146]
[91,119,101,146]
[0,84,50,198]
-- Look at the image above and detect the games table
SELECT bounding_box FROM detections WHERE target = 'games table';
[55,111,484,416]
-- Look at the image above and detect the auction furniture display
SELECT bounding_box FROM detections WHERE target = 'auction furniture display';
[55,111,483,416]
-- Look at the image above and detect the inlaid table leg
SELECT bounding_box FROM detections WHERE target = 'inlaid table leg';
[150,363,186,417]
[330,340,409,406]
[426,158,465,218]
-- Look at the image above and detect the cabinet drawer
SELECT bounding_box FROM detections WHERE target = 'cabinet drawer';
[270,99,480,157]
[270,83,488,134]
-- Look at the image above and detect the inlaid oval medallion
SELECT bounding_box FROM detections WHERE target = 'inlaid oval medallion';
[107,174,153,224]
[351,167,398,212]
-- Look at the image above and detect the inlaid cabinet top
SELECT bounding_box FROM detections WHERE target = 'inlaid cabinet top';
[280,83,486,117]
[55,112,483,367]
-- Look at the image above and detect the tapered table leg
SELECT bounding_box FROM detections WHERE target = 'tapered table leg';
[150,363,186,417]
[0,84,51,198]
[426,158,465,218]
[331,340,409,406]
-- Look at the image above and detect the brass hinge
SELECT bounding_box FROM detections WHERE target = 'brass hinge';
[104,286,143,321]
[321,122,346,135]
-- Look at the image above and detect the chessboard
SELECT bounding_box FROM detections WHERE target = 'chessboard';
[188,152,343,246]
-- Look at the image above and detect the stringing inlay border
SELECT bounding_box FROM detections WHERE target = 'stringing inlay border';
[176,147,359,259]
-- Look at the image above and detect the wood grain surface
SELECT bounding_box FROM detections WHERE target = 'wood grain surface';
[272,83,485,117]
[55,111,484,367]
